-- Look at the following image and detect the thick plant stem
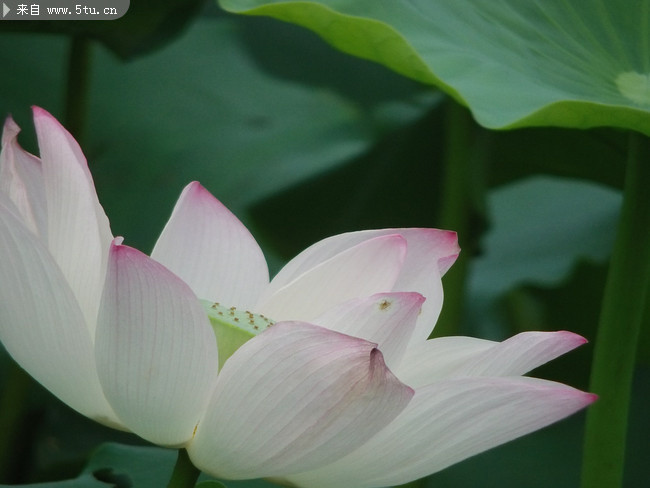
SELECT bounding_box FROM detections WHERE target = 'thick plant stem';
[64,36,91,144]
[167,449,201,488]
[580,133,650,488]
[432,101,483,338]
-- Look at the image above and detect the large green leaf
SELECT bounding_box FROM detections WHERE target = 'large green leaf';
[220,0,650,134]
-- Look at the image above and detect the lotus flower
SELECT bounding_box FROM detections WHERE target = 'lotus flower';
[0,108,595,487]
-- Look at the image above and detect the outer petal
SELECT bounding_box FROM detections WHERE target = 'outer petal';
[151,182,269,308]
[0,197,121,428]
[188,322,413,479]
[265,229,459,288]
[256,234,408,321]
[285,377,596,488]
[390,229,459,346]
[95,241,219,447]
[33,107,113,337]
[259,229,459,343]
[396,331,587,388]
[314,292,425,369]
[0,116,47,237]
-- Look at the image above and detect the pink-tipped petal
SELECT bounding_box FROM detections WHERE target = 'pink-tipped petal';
[0,116,47,237]
[458,330,587,377]
[188,322,413,479]
[0,198,121,428]
[151,182,269,308]
[257,234,408,321]
[391,229,459,346]
[397,331,588,388]
[314,292,425,369]
[265,228,459,292]
[260,228,459,344]
[33,107,112,337]
[95,241,219,447]
[285,377,596,488]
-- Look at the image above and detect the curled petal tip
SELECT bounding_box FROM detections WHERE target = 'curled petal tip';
[445,229,459,243]
[440,230,460,254]
[404,291,426,306]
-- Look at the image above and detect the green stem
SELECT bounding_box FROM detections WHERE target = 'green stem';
[580,133,650,488]
[167,449,200,488]
[431,100,484,338]
[64,36,92,143]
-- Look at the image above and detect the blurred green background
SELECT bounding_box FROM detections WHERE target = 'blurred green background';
[0,1,647,487]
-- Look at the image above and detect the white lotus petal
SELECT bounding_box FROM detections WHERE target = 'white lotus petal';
[0,197,121,428]
[383,229,458,347]
[151,182,269,308]
[188,322,413,479]
[96,241,219,447]
[259,228,458,343]
[396,331,587,388]
[0,116,47,237]
[286,377,596,488]
[314,292,425,368]
[266,228,458,290]
[257,234,408,321]
[33,107,112,338]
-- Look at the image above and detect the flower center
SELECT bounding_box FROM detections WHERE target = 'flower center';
[201,300,275,370]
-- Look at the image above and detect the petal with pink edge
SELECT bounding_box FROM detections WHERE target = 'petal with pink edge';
[314,292,425,369]
[256,234,408,321]
[95,241,219,447]
[0,116,47,237]
[0,198,121,428]
[264,228,458,293]
[390,229,459,346]
[285,377,596,488]
[187,322,413,479]
[151,182,268,308]
[396,331,588,388]
[33,107,112,337]
[259,228,459,344]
